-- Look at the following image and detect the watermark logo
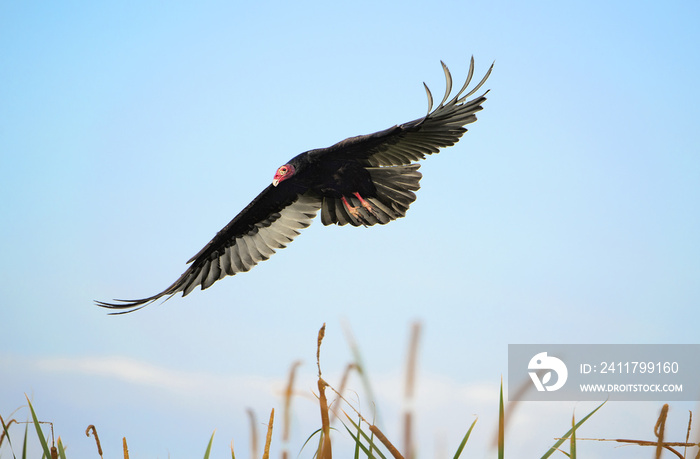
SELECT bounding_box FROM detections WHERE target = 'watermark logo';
[528,352,568,391]
[509,344,700,401]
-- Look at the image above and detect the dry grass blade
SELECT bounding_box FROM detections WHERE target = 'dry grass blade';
[315,324,333,458]
[330,363,357,423]
[574,438,694,458]
[401,412,412,459]
[317,378,332,459]
[262,409,274,459]
[246,408,258,459]
[686,410,693,459]
[316,323,332,458]
[655,404,669,459]
[122,436,129,459]
[369,424,404,459]
[282,360,301,459]
[317,323,326,376]
[403,321,421,459]
[85,424,103,458]
[576,403,695,457]
[404,321,421,402]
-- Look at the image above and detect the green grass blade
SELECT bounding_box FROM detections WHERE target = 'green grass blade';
[202,430,216,459]
[341,423,372,459]
[341,415,387,459]
[57,437,67,459]
[368,415,377,459]
[570,413,576,459]
[353,415,361,459]
[498,379,504,459]
[298,427,323,454]
[0,416,18,459]
[22,421,28,459]
[24,397,52,459]
[341,422,383,459]
[540,401,605,459]
[452,418,478,459]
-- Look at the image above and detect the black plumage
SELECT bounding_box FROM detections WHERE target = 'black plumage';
[97,58,492,313]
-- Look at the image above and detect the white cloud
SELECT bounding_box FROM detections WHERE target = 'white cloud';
[26,355,282,412]
[36,356,198,391]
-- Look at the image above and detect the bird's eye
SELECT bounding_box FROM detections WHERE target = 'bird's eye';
[279,166,287,175]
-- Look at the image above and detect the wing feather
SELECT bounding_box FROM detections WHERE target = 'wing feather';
[203,259,220,289]
[319,57,492,168]
[438,61,453,108]
[221,246,234,276]
[230,243,247,272]
[235,237,255,270]
[249,232,274,259]
[96,190,322,313]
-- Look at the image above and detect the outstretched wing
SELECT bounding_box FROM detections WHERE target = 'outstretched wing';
[320,56,492,167]
[314,57,492,227]
[96,185,322,313]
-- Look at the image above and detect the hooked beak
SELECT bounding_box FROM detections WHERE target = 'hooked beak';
[272,179,279,187]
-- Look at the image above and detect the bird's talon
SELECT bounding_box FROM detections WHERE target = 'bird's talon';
[353,192,378,217]
[342,195,370,225]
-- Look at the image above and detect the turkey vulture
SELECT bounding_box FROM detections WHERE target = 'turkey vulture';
[97,58,492,313]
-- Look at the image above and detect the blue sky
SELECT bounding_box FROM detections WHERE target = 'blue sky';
[2,1,699,457]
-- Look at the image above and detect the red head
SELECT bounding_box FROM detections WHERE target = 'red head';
[272,164,295,186]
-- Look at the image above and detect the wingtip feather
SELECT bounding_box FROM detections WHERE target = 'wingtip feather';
[438,61,453,108]
[423,82,434,117]
[94,297,161,314]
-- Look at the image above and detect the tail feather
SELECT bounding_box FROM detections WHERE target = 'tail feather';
[320,164,422,227]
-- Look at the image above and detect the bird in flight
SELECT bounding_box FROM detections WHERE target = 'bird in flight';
[97,57,492,313]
